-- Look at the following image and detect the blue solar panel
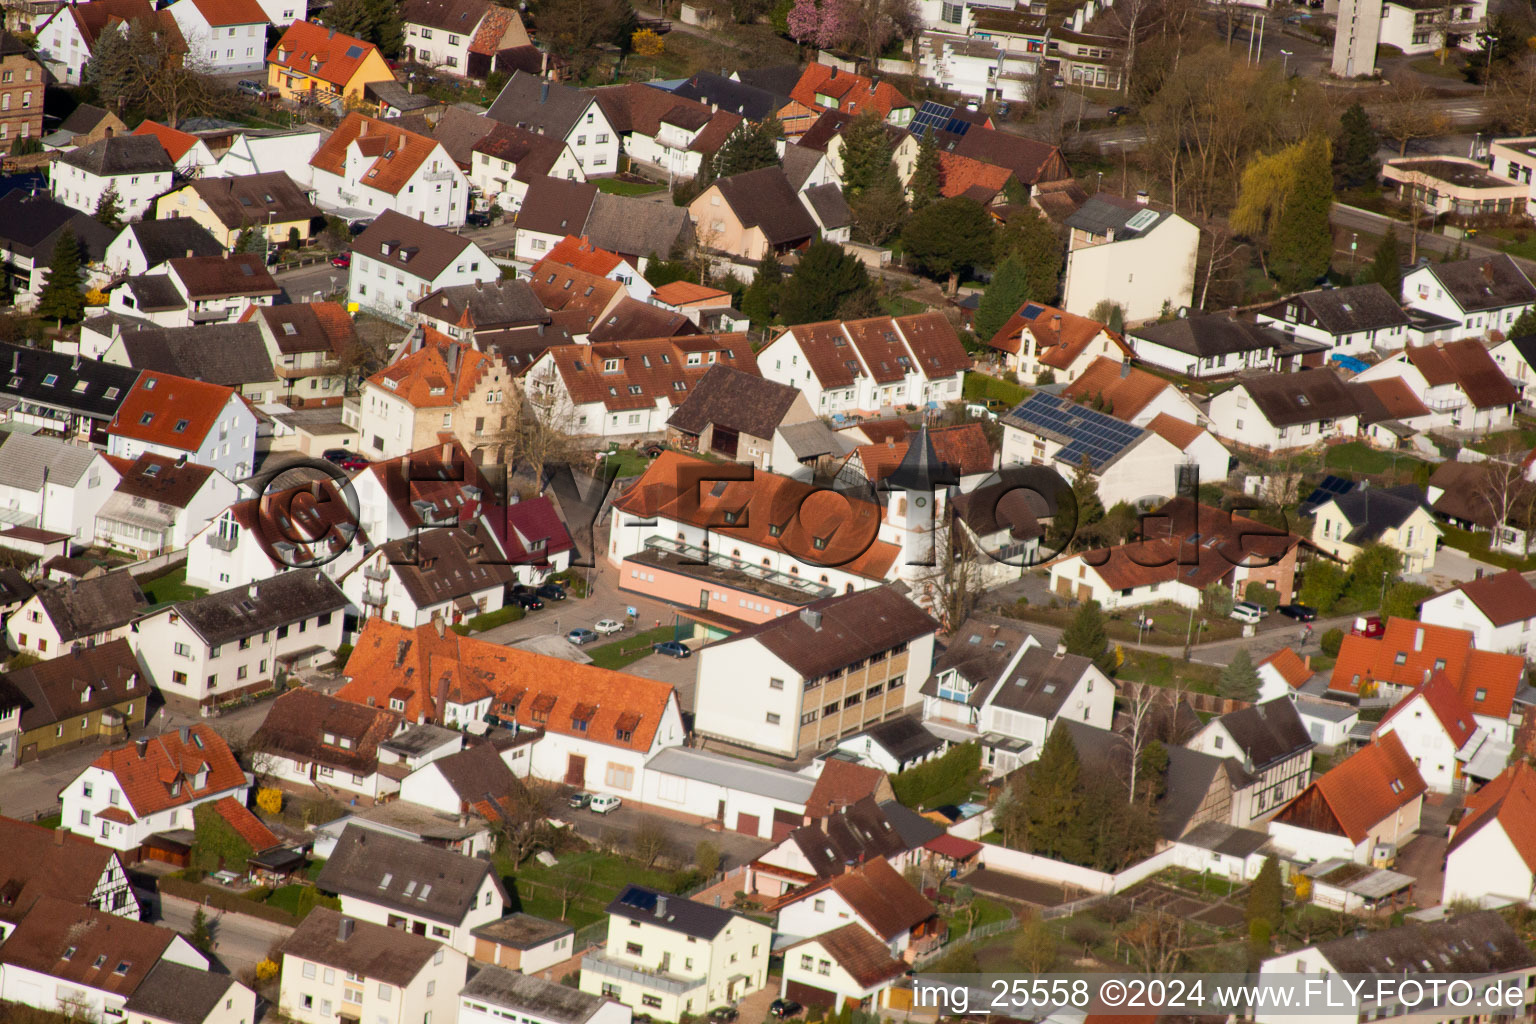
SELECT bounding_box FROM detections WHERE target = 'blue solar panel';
[912,100,956,139]
[1013,392,1144,470]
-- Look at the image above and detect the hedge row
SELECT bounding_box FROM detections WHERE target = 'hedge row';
[157,877,300,927]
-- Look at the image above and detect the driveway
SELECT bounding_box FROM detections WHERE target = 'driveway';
[560,802,772,872]
[156,894,293,978]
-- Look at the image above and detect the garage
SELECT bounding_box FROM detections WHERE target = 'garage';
[786,981,837,1011]
[1055,576,1072,598]
[734,811,759,836]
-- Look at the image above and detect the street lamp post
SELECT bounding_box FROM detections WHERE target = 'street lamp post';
[1280,48,1292,76]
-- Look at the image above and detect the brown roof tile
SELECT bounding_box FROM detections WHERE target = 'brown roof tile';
[0,896,180,995]
[252,687,402,776]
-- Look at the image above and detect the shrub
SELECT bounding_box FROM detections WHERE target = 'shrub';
[1244,581,1280,610]
[255,788,283,814]
[889,742,980,809]
[255,958,280,982]
[1320,627,1344,657]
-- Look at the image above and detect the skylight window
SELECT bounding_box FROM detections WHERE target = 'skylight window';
[105,387,118,400]
[173,419,190,433]
[139,412,154,425]
[73,380,88,393]
[282,323,297,335]
[144,378,157,390]
[41,373,57,386]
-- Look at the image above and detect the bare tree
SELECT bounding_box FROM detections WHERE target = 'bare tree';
[506,365,593,492]
[1378,80,1453,157]
[1122,682,1160,806]
[1123,910,1189,972]
[915,521,987,632]
[1476,438,1536,552]
[494,780,556,867]
[632,817,672,869]
[550,867,592,921]
[1197,220,1245,311]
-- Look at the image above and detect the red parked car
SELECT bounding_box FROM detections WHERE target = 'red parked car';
[330,252,351,268]
[1352,615,1385,638]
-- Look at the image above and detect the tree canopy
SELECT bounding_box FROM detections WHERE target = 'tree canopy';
[1234,135,1334,291]
[1366,228,1402,297]
[1333,103,1379,190]
[901,196,996,293]
[713,117,782,179]
[1218,648,1260,701]
[909,134,942,211]
[994,206,1064,305]
[1062,600,1108,660]
[974,255,1030,342]
[37,230,85,325]
[778,240,877,323]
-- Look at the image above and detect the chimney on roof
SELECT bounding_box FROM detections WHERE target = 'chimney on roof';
[799,608,822,631]
[327,26,335,38]
[1483,261,1495,281]
[655,895,668,917]
[104,127,113,139]
[185,249,194,259]
[830,66,837,78]
[71,353,79,371]
[1135,190,1149,205]
[248,584,257,599]
[54,828,64,846]
[398,133,406,149]
[1119,361,1131,378]
[136,739,147,758]
[1303,654,1311,671]
[540,81,550,103]
[337,917,354,941]
[359,120,368,136]
[1055,641,1067,658]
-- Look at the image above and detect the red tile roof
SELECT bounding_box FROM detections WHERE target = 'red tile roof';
[1362,376,1432,420]
[822,857,935,940]
[854,423,994,482]
[936,150,1012,200]
[131,120,199,163]
[0,817,125,924]
[367,329,493,409]
[361,439,494,531]
[1434,569,1536,627]
[987,302,1130,368]
[209,796,279,852]
[527,259,623,327]
[186,0,265,25]
[0,896,178,997]
[782,922,908,989]
[310,113,439,197]
[1061,355,1175,422]
[1078,498,1300,593]
[593,84,743,155]
[1375,672,1477,749]
[766,314,970,391]
[544,235,624,278]
[652,280,731,307]
[544,335,755,412]
[805,759,889,818]
[90,725,246,819]
[1258,647,1312,689]
[338,619,679,750]
[613,450,901,582]
[1405,340,1520,409]
[108,372,238,454]
[1274,732,1425,845]
[1448,760,1536,871]
[1143,412,1206,452]
[1328,618,1523,719]
[789,64,912,120]
[270,21,385,90]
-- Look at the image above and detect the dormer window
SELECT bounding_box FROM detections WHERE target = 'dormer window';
[813,537,828,550]
[768,524,783,537]
[604,359,618,372]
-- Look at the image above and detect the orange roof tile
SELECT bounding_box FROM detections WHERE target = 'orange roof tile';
[652,280,731,307]
[544,235,624,277]
[987,302,1131,368]
[1061,355,1173,422]
[1257,647,1312,689]
[613,450,901,581]
[131,120,198,163]
[309,113,439,197]
[209,796,279,852]
[338,619,679,750]
[1078,498,1300,593]
[1448,760,1536,871]
[936,150,1013,200]
[270,21,387,89]
[1376,672,1477,748]
[528,258,624,327]
[109,372,238,454]
[186,0,265,26]
[854,423,994,482]
[367,329,493,409]
[1274,732,1425,845]
[544,335,754,411]
[1143,412,1206,451]
[90,725,246,819]
[1328,618,1523,719]
[789,64,912,120]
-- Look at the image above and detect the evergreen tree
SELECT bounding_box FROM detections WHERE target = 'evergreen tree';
[1070,452,1105,527]
[1246,857,1284,932]
[849,181,907,245]
[1510,307,1536,339]
[714,117,782,178]
[1268,135,1335,292]
[235,227,266,254]
[909,133,942,211]
[1368,227,1402,297]
[839,110,896,195]
[1135,739,1169,805]
[190,907,212,952]
[1020,724,1083,861]
[1218,648,1261,700]
[901,196,997,294]
[974,255,1030,342]
[1333,102,1380,190]
[779,239,874,323]
[36,230,84,325]
[740,252,782,328]
[994,206,1064,304]
[1062,600,1107,660]
[93,185,122,229]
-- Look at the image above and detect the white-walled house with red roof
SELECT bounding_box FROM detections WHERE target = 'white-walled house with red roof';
[1256,647,1317,703]
[131,120,215,175]
[1420,569,1536,660]
[167,0,270,72]
[184,478,369,590]
[311,113,470,227]
[1268,732,1426,865]
[1371,673,1503,794]
[1444,760,1536,906]
[106,373,258,482]
[59,724,251,852]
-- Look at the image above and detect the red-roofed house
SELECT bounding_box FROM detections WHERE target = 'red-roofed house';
[184,477,369,590]
[107,371,259,481]
[757,314,972,415]
[545,234,650,301]
[1256,647,1316,701]
[1328,618,1525,741]
[1060,355,1201,428]
[309,112,469,227]
[1353,339,1521,434]
[775,857,941,959]
[268,21,394,106]
[1444,760,1536,905]
[788,64,914,127]
[131,120,214,174]
[986,302,1129,384]
[1372,672,1482,792]
[1419,568,1536,659]
[845,423,996,488]
[1269,732,1425,864]
[338,618,685,794]
[61,725,250,852]
[356,329,512,461]
[168,0,270,72]
[38,0,187,86]
[400,0,530,78]
[351,438,495,544]
[780,922,909,1011]
[935,151,1014,205]
[209,795,280,852]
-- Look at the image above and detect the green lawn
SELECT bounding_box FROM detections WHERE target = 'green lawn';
[1470,420,1536,454]
[880,293,928,318]
[963,372,1029,407]
[599,445,655,479]
[946,896,1015,941]
[1323,442,1428,479]
[1409,55,1469,79]
[1010,600,1243,645]
[139,567,208,607]
[1115,649,1222,695]
[500,850,688,928]
[585,625,680,670]
[263,885,307,916]
[595,177,665,196]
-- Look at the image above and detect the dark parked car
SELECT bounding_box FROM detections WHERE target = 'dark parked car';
[466,211,493,227]
[567,791,592,809]
[330,252,351,268]
[537,582,566,601]
[322,448,368,471]
[769,1001,802,1020]
[1277,603,1317,622]
[652,640,692,659]
[708,1009,738,1023]
[510,590,543,610]
[1107,105,1132,120]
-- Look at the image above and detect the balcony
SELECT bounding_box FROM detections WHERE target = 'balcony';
[363,585,386,606]
[207,533,238,552]
[422,169,457,183]
[364,564,391,582]
[189,307,232,324]
[642,536,835,600]
[581,949,706,997]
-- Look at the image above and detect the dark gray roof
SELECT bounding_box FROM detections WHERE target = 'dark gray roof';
[486,71,594,138]
[470,914,574,951]
[1298,700,1358,722]
[123,219,224,269]
[712,585,937,681]
[1210,697,1313,772]
[379,721,460,757]
[351,210,478,283]
[515,176,597,237]
[927,614,1038,701]
[1177,821,1270,857]
[460,965,610,1023]
[423,105,499,168]
[787,795,908,877]
[123,275,187,312]
[584,192,691,261]
[606,884,739,939]
[1131,315,1288,358]
[59,135,173,176]
[317,825,506,926]
[1420,255,1536,313]
[803,182,851,230]
[122,962,238,1024]
[34,572,148,643]
[666,364,802,439]
[1064,193,1170,239]
[877,798,946,849]
[56,104,112,136]
[0,190,116,262]
[780,143,824,191]
[425,741,520,804]
[0,344,140,421]
[413,279,549,330]
[1312,911,1535,974]
[367,80,441,113]
[854,716,943,763]
[1238,367,1360,427]
[672,71,785,121]
[281,908,440,988]
[1323,484,1427,544]
[733,65,803,95]
[713,167,816,246]
[984,644,1095,720]
[173,572,347,646]
[116,323,275,388]
[1260,283,1410,335]
[778,419,846,460]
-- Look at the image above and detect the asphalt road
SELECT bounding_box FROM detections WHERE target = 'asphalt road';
[156,893,292,978]
[1330,202,1536,276]
[556,801,773,871]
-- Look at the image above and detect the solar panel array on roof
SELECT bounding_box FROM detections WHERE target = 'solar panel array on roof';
[910,100,973,140]
[1020,302,1046,319]
[1299,475,1356,517]
[1011,392,1145,470]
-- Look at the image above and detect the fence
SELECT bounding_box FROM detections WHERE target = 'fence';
[974,842,1182,897]
[913,915,1019,967]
